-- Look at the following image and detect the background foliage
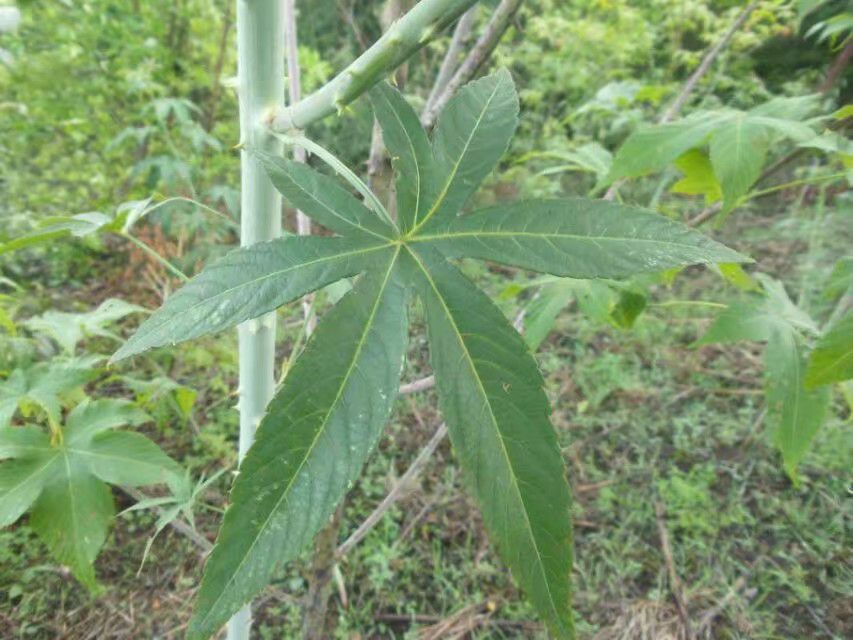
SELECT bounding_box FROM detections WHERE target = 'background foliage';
[0,0,850,638]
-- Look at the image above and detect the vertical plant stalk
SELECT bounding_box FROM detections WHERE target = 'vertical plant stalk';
[284,0,316,335]
[231,1,285,638]
[302,506,344,640]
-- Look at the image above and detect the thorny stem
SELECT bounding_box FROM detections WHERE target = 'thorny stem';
[230,1,285,638]
[270,0,479,132]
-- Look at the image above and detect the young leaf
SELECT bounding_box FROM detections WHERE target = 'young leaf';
[670,149,722,204]
[112,236,394,361]
[415,68,519,232]
[369,82,438,232]
[409,248,574,639]
[805,312,853,388]
[524,280,576,350]
[29,470,115,590]
[0,399,181,588]
[698,276,817,345]
[413,198,749,278]
[187,253,408,640]
[709,115,769,211]
[0,360,98,429]
[25,298,145,355]
[0,456,57,527]
[764,328,831,481]
[254,151,393,240]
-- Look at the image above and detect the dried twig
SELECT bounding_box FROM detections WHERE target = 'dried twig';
[655,501,695,640]
[696,574,750,634]
[399,374,435,395]
[421,0,523,128]
[660,1,758,123]
[423,7,477,115]
[336,422,448,558]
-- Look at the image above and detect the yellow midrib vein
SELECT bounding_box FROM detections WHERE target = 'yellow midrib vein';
[406,246,564,628]
[194,247,401,631]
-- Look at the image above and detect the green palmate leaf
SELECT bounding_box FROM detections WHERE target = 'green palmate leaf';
[0,212,113,256]
[26,298,145,354]
[709,115,769,211]
[764,328,831,481]
[697,276,817,345]
[112,68,750,639]
[408,248,573,638]
[414,198,749,278]
[608,111,726,181]
[805,312,853,388]
[671,149,722,204]
[0,399,180,588]
[112,236,393,361]
[187,252,408,640]
[0,454,57,527]
[78,431,181,486]
[254,151,393,240]
[524,281,576,350]
[414,68,519,233]
[369,82,438,232]
[609,97,822,211]
[0,360,98,429]
[29,469,115,590]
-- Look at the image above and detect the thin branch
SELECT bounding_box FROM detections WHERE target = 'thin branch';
[284,0,315,335]
[696,574,751,634]
[604,1,757,201]
[655,501,695,640]
[302,505,343,640]
[818,40,852,94]
[421,0,523,128]
[271,0,478,131]
[336,422,448,558]
[423,6,477,115]
[399,374,435,395]
[660,1,758,123]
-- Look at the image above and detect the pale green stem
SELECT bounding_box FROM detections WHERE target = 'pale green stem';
[650,300,728,309]
[119,232,189,282]
[744,172,847,200]
[270,0,479,131]
[139,196,237,225]
[275,132,395,228]
[230,1,285,638]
